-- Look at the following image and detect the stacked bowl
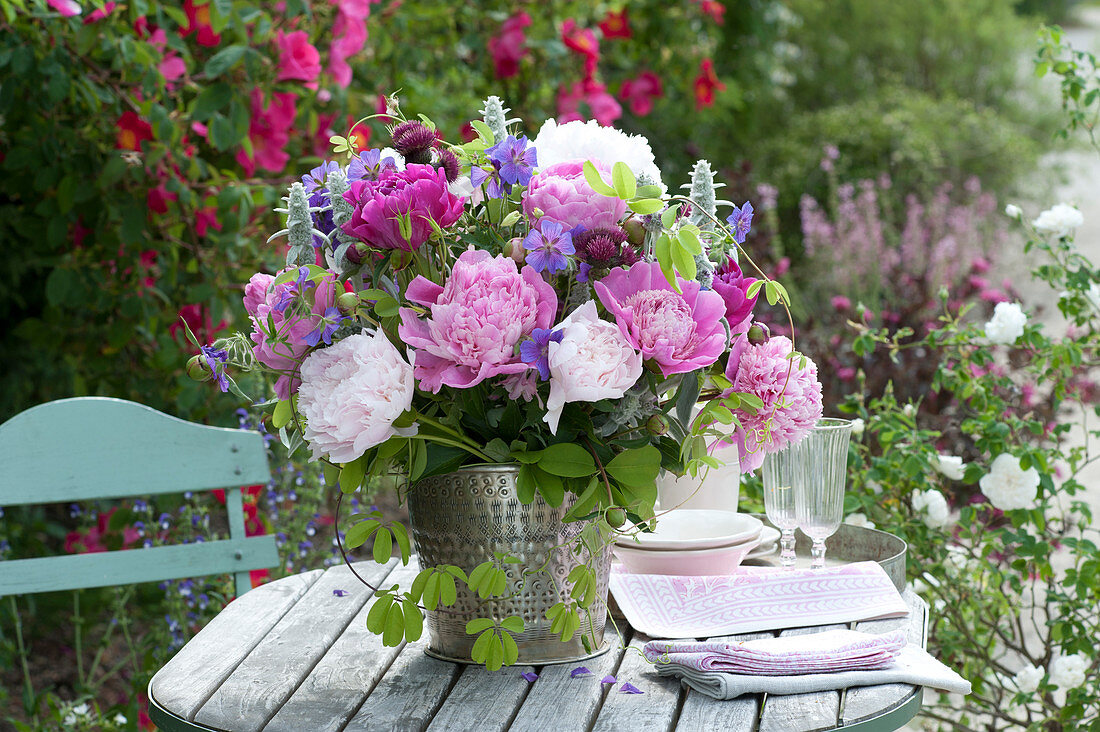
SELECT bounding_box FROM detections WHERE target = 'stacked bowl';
[613,511,779,576]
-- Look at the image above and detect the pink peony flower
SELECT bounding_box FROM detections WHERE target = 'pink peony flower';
[594,261,727,376]
[398,248,558,392]
[342,164,465,252]
[244,268,342,400]
[727,335,823,472]
[297,331,416,463]
[236,90,297,176]
[275,30,321,84]
[523,160,627,231]
[545,301,643,434]
[712,256,758,327]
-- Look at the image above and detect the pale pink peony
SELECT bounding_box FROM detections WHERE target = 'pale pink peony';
[398,248,557,392]
[728,335,824,472]
[244,268,341,400]
[275,30,322,84]
[545,301,643,434]
[594,261,727,376]
[523,159,627,230]
[342,164,465,252]
[297,331,416,463]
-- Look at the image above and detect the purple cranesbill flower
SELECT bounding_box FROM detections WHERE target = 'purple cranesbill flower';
[520,671,539,682]
[570,667,592,678]
[347,149,398,182]
[200,344,230,392]
[600,675,616,684]
[727,201,754,245]
[487,135,537,187]
[302,160,341,194]
[519,327,564,380]
[523,220,575,274]
[303,306,348,347]
[576,262,592,283]
[619,682,644,694]
[273,267,317,313]
[469,165,510,199]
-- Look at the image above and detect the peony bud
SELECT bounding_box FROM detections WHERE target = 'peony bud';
[747,323,769,345]
[348,241,371,264]
[336,291,360,315]
[622,217,646,246]
[505,237,526,265]
[186,355,211,382]
[646,414,669,436]
[605,507,627,528]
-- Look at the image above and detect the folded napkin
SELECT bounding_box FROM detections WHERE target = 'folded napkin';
[610,561,908,638]
[643,628,907,674]
[656,644,972,700]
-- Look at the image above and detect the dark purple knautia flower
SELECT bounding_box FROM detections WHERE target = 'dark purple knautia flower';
[523,220,575,274]
[520,328,563,380]
[302,160,341,194]
[727,201,754,245]
[303,307,347,347]
[487,135,537,187]
[200,344,230,392]
[347,149,399,182]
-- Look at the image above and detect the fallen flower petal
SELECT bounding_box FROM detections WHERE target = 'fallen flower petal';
[521,671,539,682]
[333,589,349,597]
[619,682,644,694]
[601,675,616,684]
[570,666,592,678]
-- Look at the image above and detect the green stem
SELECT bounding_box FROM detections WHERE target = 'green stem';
[415,414,484,450]
[407,434,492,462]
[73,590,84,688]
[9,596,35,715]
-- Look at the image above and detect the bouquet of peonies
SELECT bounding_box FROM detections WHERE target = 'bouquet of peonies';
[188,96,823,665]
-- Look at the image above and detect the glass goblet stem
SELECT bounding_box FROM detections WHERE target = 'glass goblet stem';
[810,538,827,569]
[779,528,797,569]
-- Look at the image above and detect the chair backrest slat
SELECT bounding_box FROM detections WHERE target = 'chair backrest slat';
[0,397,280,598]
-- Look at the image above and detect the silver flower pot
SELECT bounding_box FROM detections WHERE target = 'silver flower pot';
[407,464,612,665]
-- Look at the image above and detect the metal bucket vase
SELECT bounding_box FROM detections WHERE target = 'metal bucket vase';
[406,464,613,665]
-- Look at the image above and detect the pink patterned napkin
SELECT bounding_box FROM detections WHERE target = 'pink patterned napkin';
[610,561,908,638]
[641,628,906,674]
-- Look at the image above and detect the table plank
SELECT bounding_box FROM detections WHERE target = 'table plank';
[425,663,536,732]
[841,588,927,726]
[508,621,628,732]
[674,632,774,732]
[591,632,683,732]
[149,569,324,721]
[194,559,398,731]
[264,561,416,732]
[757,624,848,732]
[342,638,462,731]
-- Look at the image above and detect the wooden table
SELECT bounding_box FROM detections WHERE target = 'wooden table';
[149,559,927,732]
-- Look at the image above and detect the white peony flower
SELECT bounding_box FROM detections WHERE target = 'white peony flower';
[979,454,1039,511]
[850,417,865,437]
[532,119,665,194]
[1004,203,1023,220]
[298,331,417,463]
[933,454,965,481]
[1032,203,1083,238]
[1013,664,1044,693]
[544,301,643,434]
[984,301,1027,344]
[912,489,950,529]
[844,512,875,529]
[1048,653,1090,689]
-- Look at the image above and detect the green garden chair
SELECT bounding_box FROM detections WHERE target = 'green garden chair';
[0,397,279,598]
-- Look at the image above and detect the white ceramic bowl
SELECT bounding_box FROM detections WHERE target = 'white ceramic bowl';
[613,536,762,576]
[618,510,762,551]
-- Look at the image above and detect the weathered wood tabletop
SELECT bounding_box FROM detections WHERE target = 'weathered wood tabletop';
[149,559,927,732]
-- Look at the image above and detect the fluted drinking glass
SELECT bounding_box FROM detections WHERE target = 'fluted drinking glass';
[762,447,800,569]
[793,418,853,569]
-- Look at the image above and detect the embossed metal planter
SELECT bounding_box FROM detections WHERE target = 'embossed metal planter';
[407,464,613,665]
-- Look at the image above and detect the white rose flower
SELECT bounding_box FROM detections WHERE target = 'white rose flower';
[298,331,417,463]
[912,578,930,595]
[1048,653,1090,689]
[844,512,875,529]
[1013,664,1043,693]
[532,119,666,194]
[113,714,128,725]
[544,301,643,434]
[933,454,965,481]
[984,301,1027,344]
[850,417,865,437]
[866,480,883,495]
[1032,203,1083,238]
[1086,282,1100,312]
[1004,203,1023,220]
[73,704,90,717]
[902,404,916,417]
[912,489,950,529]
[979,453,1040,511]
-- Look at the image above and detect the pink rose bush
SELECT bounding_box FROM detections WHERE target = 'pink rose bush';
[194,97,825,664]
